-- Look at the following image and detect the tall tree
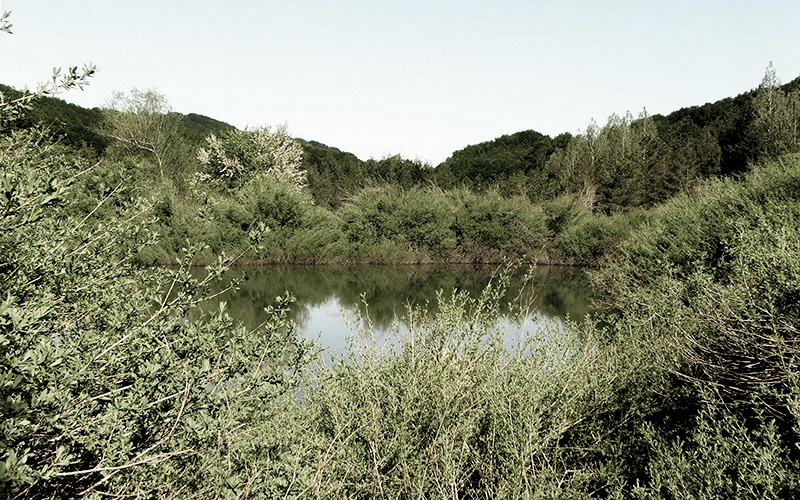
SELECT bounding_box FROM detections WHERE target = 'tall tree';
[102,88,182,178]
[751,62,800,158]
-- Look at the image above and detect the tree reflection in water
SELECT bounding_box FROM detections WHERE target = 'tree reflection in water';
[192,264,593,356]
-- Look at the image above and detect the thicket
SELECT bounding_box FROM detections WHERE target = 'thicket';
[0,125,316,498]
[103,65,798,267]
[242,153,800,498]
[5,62,799,267]
[590,153,800,497]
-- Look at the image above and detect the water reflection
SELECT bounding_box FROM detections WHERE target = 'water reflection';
[193,264,593,355]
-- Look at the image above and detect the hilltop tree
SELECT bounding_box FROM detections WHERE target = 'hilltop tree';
[751,62,800,158]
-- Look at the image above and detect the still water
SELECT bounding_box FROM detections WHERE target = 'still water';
[192,265,593,356]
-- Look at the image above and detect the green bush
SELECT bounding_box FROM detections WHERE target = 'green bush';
[300,266,628,497]
[552,210,643,266]
[285,205,345,263]
[589,153,800,494]
[337,186,456,263]
[447,188,549,261]
[633,394,800,499]
[1,129,312,497]
[238,174,312,230]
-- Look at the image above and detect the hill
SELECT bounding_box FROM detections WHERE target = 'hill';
[434,130,571,194]
[435,74,800,210]
[0,83,235,155]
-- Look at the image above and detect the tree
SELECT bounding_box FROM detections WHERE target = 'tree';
[751,62,800,158]
[102,88,183,178]
[197,125,307,192]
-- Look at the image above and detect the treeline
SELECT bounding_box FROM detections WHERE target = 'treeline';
[9,65,800,218]
[3,64,800,264]
[435,64,800,212]
[4,65,798,267]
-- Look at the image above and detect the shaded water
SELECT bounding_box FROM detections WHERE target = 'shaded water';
[193,264,593,356]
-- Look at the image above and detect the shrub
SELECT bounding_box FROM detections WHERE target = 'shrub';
[447,189,549,261]
[197,125,306,191]
[299,266,631,497]
[552,210,642,266]
[589,154,800,494]
[1,129,312,497]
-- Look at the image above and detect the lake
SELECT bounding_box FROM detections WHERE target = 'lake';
[192,264,593,357]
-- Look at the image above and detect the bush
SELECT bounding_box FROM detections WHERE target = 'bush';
[589,153,800,494]
[447,189,549,261]
[1,129,312,497]
[337,186,456,263]
[633,394,800,499]
[297,266,631,497]
[552,210,643,266]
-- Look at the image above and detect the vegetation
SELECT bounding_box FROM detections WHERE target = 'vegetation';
[3,11,800,495]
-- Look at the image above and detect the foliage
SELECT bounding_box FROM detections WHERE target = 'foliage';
[588,153,800,496]
[0,128,310,498]
[542,67,800,213]
[0,84,108,155]
[197,125,306,191]
[298,266,629,497]
[550,208,643,266]
[298,139,365,208]
[179,113,235,145]
[6,14,800,494]
[598,154,800,402]
[101,88,185,179]
[435,129,563,195]
[633,394,800,499]
[0,66,96,130]
[299,141,434,208]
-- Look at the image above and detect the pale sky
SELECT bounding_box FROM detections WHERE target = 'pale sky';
[1,1,798,165]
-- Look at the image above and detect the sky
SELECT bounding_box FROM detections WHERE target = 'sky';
[1,0,799,165]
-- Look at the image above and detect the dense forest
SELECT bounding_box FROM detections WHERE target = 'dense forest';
[3,14,800,495]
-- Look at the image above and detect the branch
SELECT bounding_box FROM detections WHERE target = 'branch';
[56,449,196,477]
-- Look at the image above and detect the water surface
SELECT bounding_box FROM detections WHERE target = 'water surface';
[194,264,593,356]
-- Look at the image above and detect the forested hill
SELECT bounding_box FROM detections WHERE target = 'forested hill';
[179,113,236,144]
[434,130,572,190]
[0,83,108,153]
[433,73,800,210]
[0,83,234,154]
